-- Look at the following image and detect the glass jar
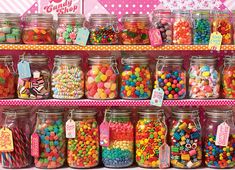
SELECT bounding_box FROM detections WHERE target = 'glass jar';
[22,14,55,44]
[121,14,150,45]
[173,11,192,45]
[136,109,167,168]
[56,14,85,45]
[102,109,134,168]
[52,55,84,99]
[67,109,99,168]
[204,109,235,168]
[212,10,232,45]
[170,108,202,168]
[154,56,186,99]
[89,14,119,45]
[152,10,172,45]
[33,109,66,169]
[193,10,211,45]
[188,56,220,99]
[120,56,152,99]
[0,13,21,43]
[17,55,50,99]
[86,56,118,99]
[1,109,31,168]
[0,55,16,98]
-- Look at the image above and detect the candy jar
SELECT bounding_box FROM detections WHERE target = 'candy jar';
[86,56,118,99]
[204,109,235,168]
[102,109,134,168]
[52,55,84,99]
[56,14,85,44]
[173,10,192,45]
[120,56,152,99]
[152,10,172,45]
[193,10,211,45]
[136,109,167,168]
[0,13,21,43]
[22,14,55,44]
[188,56,220,99]
[33,109,66,169]
[212,10,232,45]
[121,14,150,45]
[1,109,32,168]
[89,14,119,45]
[154,56,186,99]
[170,108,202,168]
[17,54,50,99]
[67,109,99,168]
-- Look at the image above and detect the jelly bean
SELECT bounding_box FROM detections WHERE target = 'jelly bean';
[222,65,235,98]
[193,17,210,44]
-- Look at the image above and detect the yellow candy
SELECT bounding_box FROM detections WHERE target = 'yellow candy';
[100,93,107,99]
[181,154,190,161]
[127,90,131,96]
[135,67,140,72]
[202,71,210,77]
[110,83,117,91]
[92,68,99,75]
[100,74,107,81]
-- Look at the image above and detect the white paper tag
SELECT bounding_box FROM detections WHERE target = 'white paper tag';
[66,119,76,138]
[150,88,164,107]
[215,122,230,146]
[209,32,222,51]
[75,27,90,46]
[17,60,31,79]
[159,143,170,168]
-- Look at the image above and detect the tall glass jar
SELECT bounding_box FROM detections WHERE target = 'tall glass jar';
[121,14,150,45]
[173,11,192,45]
[188,56,220,99]
[22,14,55,44]
[67,109,99,168]
[170,108,202,168]
[17,55,50,99]
[152,10,172,45]
[136,109,167,168]
[89,14,119,45]
[193,10,211,45]
[154,56,186,99]
[120,56,152,99]
[33,109,66,169]
[102,109,134,168]
[86,56,118,99]
[56,14,85,45]
[1,109,31,168]
[204,109,235,168]
[0,13,21,43]
[52,55,84,99]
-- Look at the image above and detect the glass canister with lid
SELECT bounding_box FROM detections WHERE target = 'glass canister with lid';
[136,108,167,168]
[52,55,84,99]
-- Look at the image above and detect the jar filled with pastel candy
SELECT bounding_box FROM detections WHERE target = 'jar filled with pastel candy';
[1,109,32,168]
[33,109,66,169]
[188,56,220,99]
[136,108,167,168]
[170,108,202,168]
[52,55,84,99]
[22,14,55,44]
[102,109,134,168]
[17,54,50,99]
[154,56,186,100]
[0,13,21,43]
[89,14,119,45]
[152,10,172,45]
[211,10,232,45]
[67,109,99,168]
[56,14,85,45]
[204,109,235,168]
[121,14,150,45]
[173,10,192,45]
[192,10,211,45]
[86,56,118,99]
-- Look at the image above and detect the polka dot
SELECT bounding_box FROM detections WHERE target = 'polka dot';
[132,4,136,7]
[140,11,143,14]
[125,4,129,7]
[139,4,143,8]
[111,4,115,7]
[133,11,136,14]
[147,4,150,8]
[111,11,115,14]
[125,12,129,14]
[147,12,150,14]
[35,3,38,7]
[104,4,107,7]
[118,11,122,14]
[28,11,31,13]
[118,4,121,7]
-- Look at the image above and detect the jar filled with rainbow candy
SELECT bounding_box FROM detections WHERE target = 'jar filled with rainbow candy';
[204,109,235,168]
[136,108,167,168]
[67,109,99,168]
[170,108,202,168]
[154,56,186,100]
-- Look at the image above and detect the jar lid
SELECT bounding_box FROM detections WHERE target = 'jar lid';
[0,55,12,62]
[138,108,164,116]
[20,54,48,63]
[173,10,190,15]
[89,14,118,23]
[192,10,210,15]
[156,56,183,64]
[58,14,85,20]
[205,109,233,118]
[55,55,81,63]
[3,108,29,117]
[172,108,199,117]
[223,55,235,62]
[190,56,217,63]
[0,13,20,22]
[108,109,131,116]
[25,14,53,22]
[37,109,64,116]
[122,14,149,22]
[71,109,97,117]
[212,10,230,15]
[88,56,116,63]
[122,56,150,64]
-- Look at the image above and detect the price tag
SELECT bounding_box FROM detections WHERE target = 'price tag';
[149,28,163,47]
[66,119,76,138]
[31,133,40,157]
[215,122,230,146]
[17,60,31,79]
[100,121,110,147]
[159,143,170,168]
[150,88,164,107]
[75,27,90,46]
[209,32,222,51]
[0,128,14,152]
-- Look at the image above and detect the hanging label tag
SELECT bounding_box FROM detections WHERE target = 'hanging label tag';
[215,122,230,146]
[0,128,14,152]
[149,28,163,47]
[17,60,31,79]
[75,27,90,46]
[31,133,40,157]
[150,88,164,107]
[100,121,110,147]
[209,32,222,51]
[66,119,76,138]
[159,143,170,168]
